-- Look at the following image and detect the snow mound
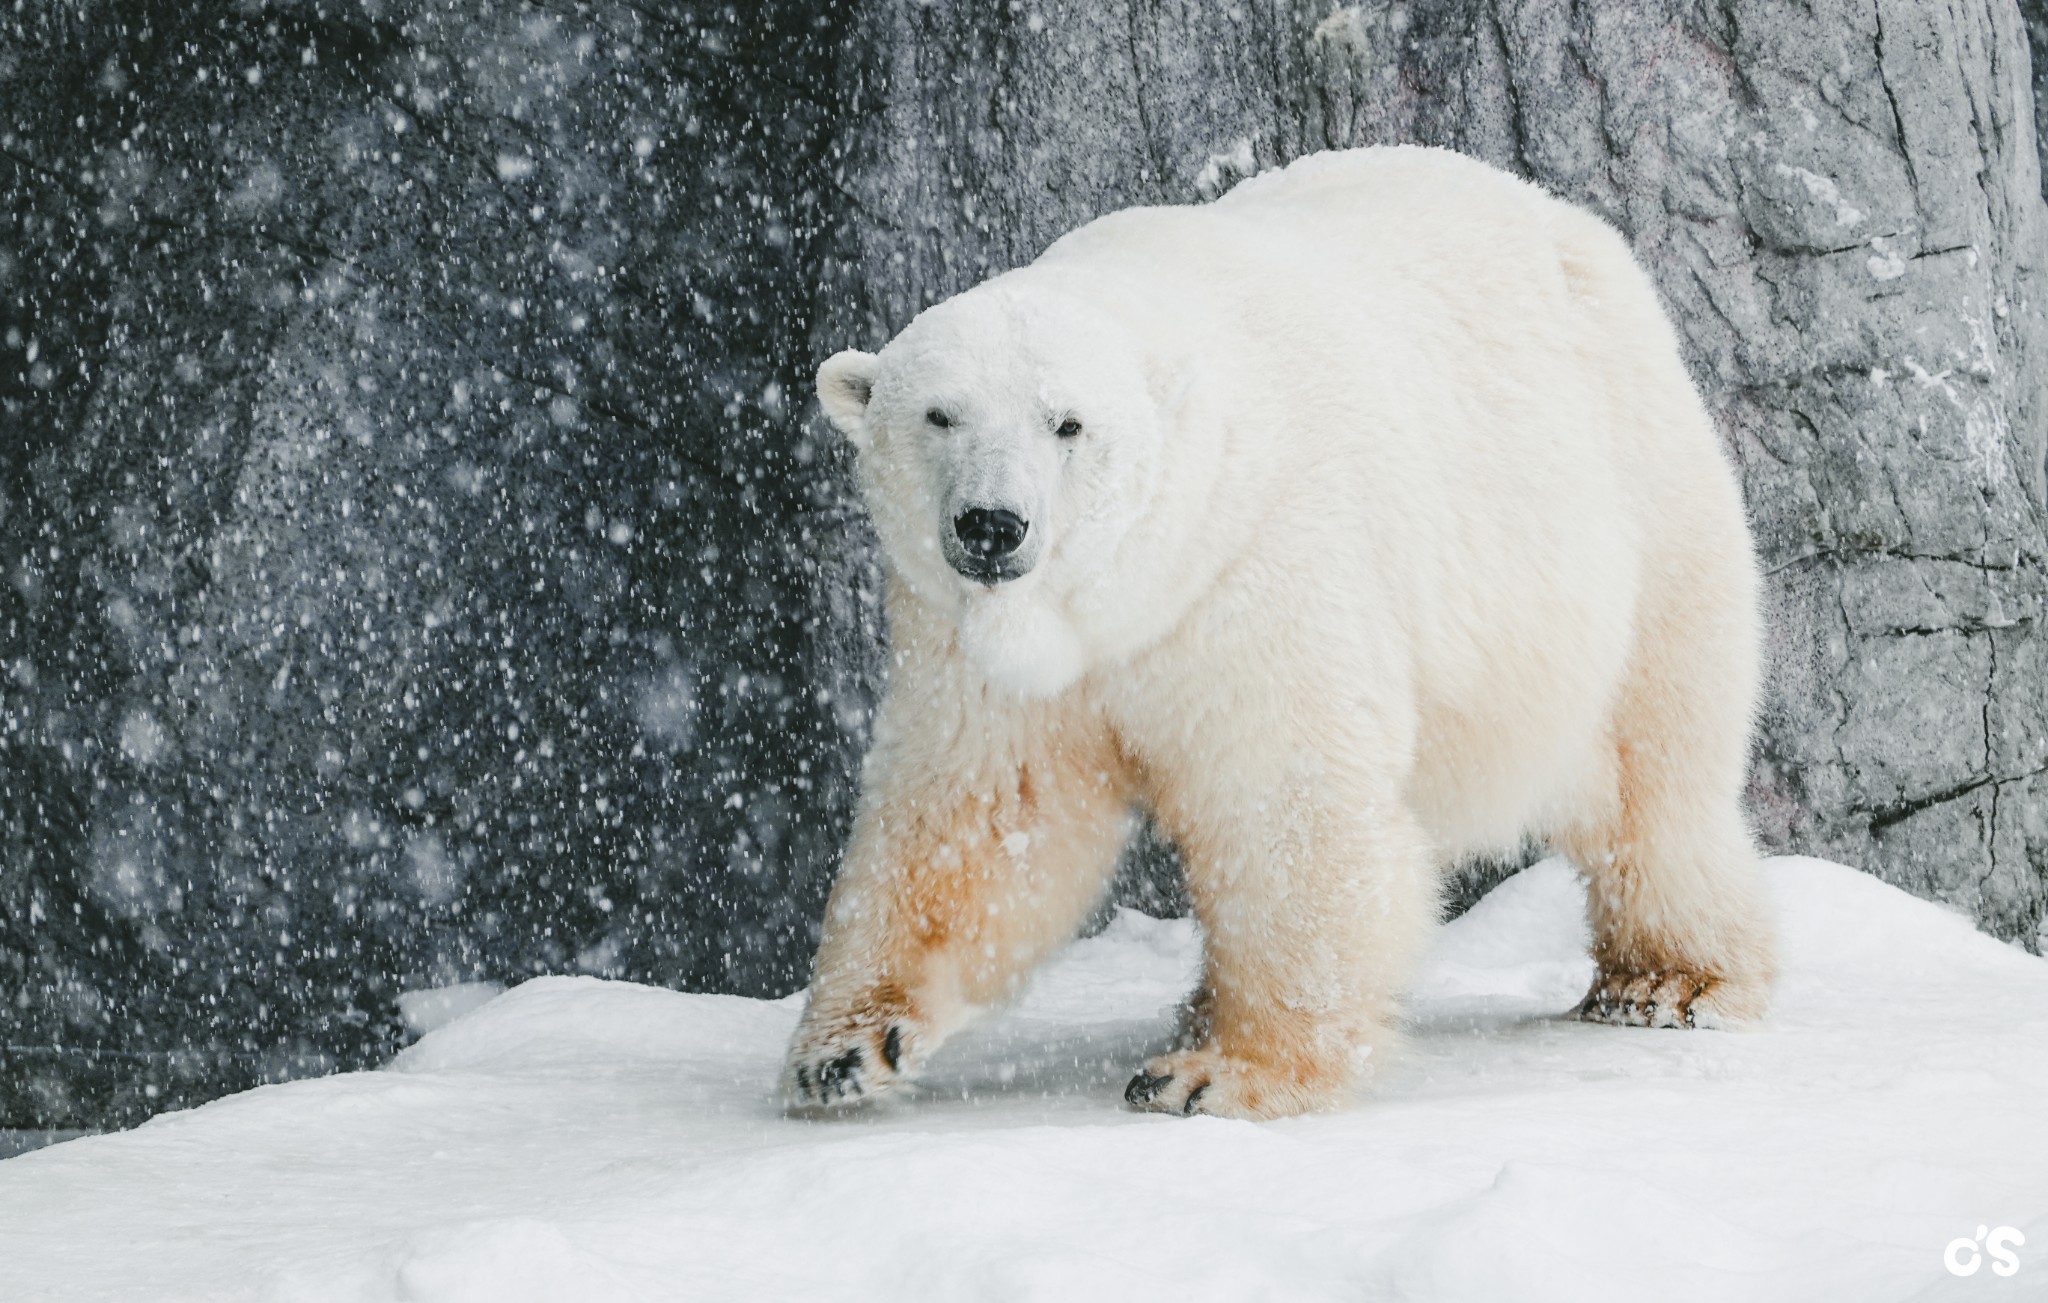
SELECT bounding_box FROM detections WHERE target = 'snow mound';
[3,858,2044,1302]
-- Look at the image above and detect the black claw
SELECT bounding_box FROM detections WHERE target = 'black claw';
[881,1024,903,1073]
[816,1047,864,1098]
[794,1065,815,1097]
[1676,979,1705,1027]
[1125,1069,1173,1106]
[1180,1082,1209,1115]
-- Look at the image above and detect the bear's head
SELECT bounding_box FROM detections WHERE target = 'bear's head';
[817,279,1194,698]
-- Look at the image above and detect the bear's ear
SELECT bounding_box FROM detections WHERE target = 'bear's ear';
[816,350,881,450]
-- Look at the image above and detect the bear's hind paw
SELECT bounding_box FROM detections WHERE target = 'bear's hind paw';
[1575,968,1766,1029]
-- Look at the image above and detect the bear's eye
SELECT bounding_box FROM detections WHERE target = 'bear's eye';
[1056,417,1082,439]
[925,408,952,429]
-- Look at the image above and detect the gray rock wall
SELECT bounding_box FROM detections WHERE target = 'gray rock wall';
[1,0,871,1126]
[820,0,2048,949]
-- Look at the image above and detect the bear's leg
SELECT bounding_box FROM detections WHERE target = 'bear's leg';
[1560,583,1777,1028]
[1126,788,1436,1120]
[784,721,1135,1107]
[1563,791,1775,1028]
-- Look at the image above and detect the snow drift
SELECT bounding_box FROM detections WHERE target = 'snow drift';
[2,857,2044,1301]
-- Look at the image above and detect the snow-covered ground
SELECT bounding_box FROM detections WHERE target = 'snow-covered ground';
[3,857,2044,1302]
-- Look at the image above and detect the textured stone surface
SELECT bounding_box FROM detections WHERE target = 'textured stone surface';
[818,0,2048,944]
[1,1,867,1126]
[4,0,2046,1129]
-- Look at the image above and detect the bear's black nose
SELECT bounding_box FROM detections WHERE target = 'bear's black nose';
[953,507,1028,561]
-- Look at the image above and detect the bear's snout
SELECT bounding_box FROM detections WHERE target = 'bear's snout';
[951,506,1030,582]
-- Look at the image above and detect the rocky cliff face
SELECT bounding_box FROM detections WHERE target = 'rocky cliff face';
[4,0,2045,1128]
[1,1,868,1125]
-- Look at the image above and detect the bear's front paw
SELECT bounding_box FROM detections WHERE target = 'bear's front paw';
[784,1010,919,1109]
[1576,968,1765,1029]
[1123,1048,1341,1120]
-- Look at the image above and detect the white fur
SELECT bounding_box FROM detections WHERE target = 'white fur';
[792,147,1776,1119]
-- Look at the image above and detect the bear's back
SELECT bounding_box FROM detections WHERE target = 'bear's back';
[1032,145,1626,297]
[1213,144,1556,226]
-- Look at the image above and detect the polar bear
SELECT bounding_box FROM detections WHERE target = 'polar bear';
[786,146,1776,1119]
